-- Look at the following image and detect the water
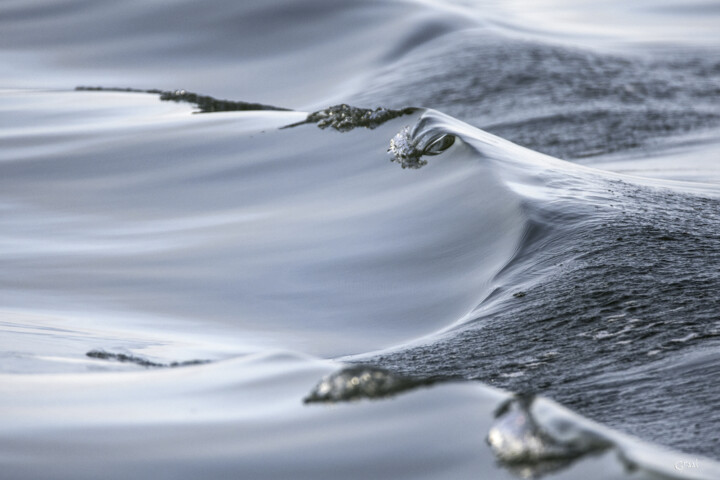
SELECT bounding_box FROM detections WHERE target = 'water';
[2,1,720,478]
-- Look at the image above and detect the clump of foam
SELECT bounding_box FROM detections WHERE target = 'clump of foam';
[388,126,428,169]
[387,120,456,169]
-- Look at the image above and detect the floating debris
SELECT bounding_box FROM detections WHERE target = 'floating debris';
[304,365,430,403]
[86,350,210,368]
[75,86,290,113]
[283,104,416,131]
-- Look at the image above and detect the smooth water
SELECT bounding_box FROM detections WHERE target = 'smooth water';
[2,1,720,478]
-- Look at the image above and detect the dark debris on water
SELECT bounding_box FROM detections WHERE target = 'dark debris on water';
[75,89,414,132]
[283,104,416,132]
[86,350,209,368]
[75,86,290,113]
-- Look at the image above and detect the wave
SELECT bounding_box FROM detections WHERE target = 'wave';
[0,89,529,359]
[365,110,720,458]
[3,87,719,465]
[5,0,720,160]
[3,0,720,476]
[3,350,719,479]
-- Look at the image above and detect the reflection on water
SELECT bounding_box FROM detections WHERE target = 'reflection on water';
[1,0,720,478]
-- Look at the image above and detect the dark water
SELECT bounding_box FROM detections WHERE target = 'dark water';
[369,175,720,457]
[351,30,720,159]
[2,1,720,478]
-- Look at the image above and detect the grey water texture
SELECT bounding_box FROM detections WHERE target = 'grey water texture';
[2,0,720,479]
[369,173,720,458]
